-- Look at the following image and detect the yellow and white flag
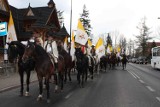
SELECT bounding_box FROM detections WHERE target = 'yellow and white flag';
[6,11,17,43]
[75,19,88,45]
[64,36,68,52]
[70,31,75,61]
[95,37,105,58]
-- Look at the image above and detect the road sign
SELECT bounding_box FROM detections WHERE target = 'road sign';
[0,22,7,36]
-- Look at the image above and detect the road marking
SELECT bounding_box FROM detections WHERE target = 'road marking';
[156,97,160,102]
[139,80,145,84]
[131,72,140,79]
[146,86,155,92]
[65,92,73,99]
[128,70,137,79]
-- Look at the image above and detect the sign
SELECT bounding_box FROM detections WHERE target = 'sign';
[0,22,7,36]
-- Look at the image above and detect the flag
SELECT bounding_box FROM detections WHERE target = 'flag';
[70,31,75,61]
[95,38,105,58]
[75,19,88,45]
[6,11,17,43]
[64,36,68,52]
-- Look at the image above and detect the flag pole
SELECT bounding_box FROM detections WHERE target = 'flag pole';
[70,0,72,43]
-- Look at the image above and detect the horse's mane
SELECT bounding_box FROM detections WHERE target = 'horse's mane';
[34,44,49,57]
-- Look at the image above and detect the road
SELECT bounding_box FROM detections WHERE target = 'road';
[0,63,160,107]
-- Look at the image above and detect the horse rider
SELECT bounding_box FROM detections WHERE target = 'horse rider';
[90,45,96,56]
[29,31,43,47]
[43,31,58,72]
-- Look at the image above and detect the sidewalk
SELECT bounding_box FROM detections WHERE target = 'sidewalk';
[0,69,38,93]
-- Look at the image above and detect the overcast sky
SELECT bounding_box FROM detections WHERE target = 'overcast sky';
[8,0,160,42]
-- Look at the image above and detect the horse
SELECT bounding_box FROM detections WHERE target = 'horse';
[57,41,75,83]
[7,41,35,96]
[22,41,65,103]
[99,55,107,72]
[87,55,95,79]
[75,48,88,88]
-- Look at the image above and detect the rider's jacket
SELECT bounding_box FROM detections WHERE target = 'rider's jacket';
[43,40,58,63]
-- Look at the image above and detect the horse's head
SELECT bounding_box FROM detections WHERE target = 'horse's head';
[7,41,19,63]
[22,41,35,63]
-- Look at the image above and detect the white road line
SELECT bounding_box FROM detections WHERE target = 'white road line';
[156,97,160,102]
[132,72,140,79]
[128,70,137,79]
[146,86,155,92]
[139,80,145,84]
[65,92,73,99]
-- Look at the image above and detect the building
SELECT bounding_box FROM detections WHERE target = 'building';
[0,0,70,48]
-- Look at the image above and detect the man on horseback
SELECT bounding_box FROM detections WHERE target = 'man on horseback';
[43,31,58,72]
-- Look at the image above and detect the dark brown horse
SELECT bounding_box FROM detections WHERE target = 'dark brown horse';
[57,41,75,83]
[7,41,35,96]
[22,41,64,103]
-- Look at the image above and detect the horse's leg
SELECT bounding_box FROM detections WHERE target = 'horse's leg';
[19,69,24,96]
[59,72,64,91]
[64,68,67,83]
[68,68,72,82]
[46,78,50,103]
[54,74,59,92]
[81,72,85,88]
[77,71,80,84]
[25,70,31,96]
[37,77,43,101]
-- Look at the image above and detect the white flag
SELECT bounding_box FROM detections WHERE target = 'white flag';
[95,38,105,58]
[6,11,17,43]
[75,19,88,45]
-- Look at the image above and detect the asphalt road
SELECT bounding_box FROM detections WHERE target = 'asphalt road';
[0,64,160,107]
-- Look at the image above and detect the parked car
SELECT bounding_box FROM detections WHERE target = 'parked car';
[137,56,148,64]
[131,58,137,63]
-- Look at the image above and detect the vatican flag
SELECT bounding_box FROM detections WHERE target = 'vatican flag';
[95,37,105,58]
[6,11,17,44]
[75,19,88,45]
[5,11,17,50]
[70,31,75,61]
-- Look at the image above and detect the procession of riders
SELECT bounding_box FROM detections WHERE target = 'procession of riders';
[30,31,128,74]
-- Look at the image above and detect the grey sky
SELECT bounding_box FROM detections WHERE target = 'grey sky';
[8,0,160,42]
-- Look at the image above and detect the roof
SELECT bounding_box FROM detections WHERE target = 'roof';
[1,0,60,40]
[56,24,70,38]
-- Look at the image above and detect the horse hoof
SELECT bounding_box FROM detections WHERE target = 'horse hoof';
[25,92,29,97]
[37,95,43,101]
[47,99,50,103]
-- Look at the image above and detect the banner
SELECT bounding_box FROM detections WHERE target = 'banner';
[75,19,88,45]
[0,22,7,36]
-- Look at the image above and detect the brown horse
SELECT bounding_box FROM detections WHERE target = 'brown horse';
[22,41,64,103]
[57,41,75,83]
[7,41,35,96]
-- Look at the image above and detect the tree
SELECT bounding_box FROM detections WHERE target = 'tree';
[118,34,127,54]
[135,17,152,56]
[80,5,92,36]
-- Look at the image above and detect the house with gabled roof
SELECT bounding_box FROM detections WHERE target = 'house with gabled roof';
[0,0,69,49]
